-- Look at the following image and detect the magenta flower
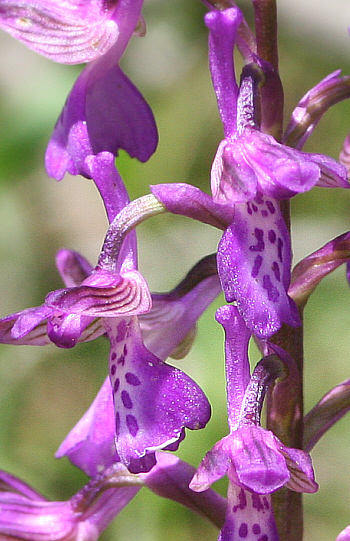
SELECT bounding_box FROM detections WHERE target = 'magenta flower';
[0,455,228,539]
[0,0,158,206]
[54,255,220,476]
[190,304,317,541]
[206,8,347,338]
[0,466,141,541]
[0,205,218,473]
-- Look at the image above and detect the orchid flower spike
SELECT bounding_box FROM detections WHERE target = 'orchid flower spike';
[190,305,318,541]
[205,7,348,339]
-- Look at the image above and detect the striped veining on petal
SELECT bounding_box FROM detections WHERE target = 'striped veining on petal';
[45,270,151,317]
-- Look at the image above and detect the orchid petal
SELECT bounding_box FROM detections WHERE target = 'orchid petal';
[46,60,157,180]
[56,377,118,476]
[284,71,350,150]
[205,8,242,138]
[106,316,211,472]
[47,313,96,349]
[215,305,251,430]
[289,231,350,308]
[0,0,143,64]
[304,380,350,453]
[55,249,93,288]
[11,305,52,339]
[151,183,234,230]
[141,272,221,361]
[218,197,300,338]
[45,270,151,318]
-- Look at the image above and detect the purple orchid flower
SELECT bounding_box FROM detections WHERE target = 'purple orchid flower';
[0,217,219,473]
[190,304,317,541]
[0,454,227,539]
[204,8,348,339]
[337,526,350,541]
[0,465,142,541]
[0,0,158,197]
[54,254,220,476]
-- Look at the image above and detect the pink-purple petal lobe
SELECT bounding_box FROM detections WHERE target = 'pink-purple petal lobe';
[47,312,95,349]
[215,305,251,430]
[56,377,118,476]
[56,249,93,288]
[150,183,234,230]
[191,425,317,498]
[217,196,300,338]
[289,231,350,308]
[212,130,348,205]
[46,59,157,180]
[141,273,221,360]
[0,466,141,541]
[0,0,143,64]
[45,270,152,318]
[10,305,52,339]
[106,316,211,472]
[204,8,242,138]
[336,526,350,541]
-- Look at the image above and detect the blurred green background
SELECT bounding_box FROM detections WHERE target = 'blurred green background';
[0,1,350,540]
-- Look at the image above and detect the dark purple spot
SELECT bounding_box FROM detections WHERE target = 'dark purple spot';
[253,524,261,535]
[115,412,120,437]
[117,354,125,366]
[251,255,263,278]
[266,200,275,214]
[111,352,117,361]
[247,202,253,215]
[261,210,268,217]
[126,414,139,436]
[238,523,248,538]
[272,261,281,282]
[249,228,265,252]
[268,230,276,243]
[121,390,133,409]
[113,378,120,393]
[123,344,128,356]
[116,320,127,342]
[111,364,116,376]
[258,536,268,541]
[277,238,283,262]
[233,489,247,512]
[252,493,264,512]
[263,275,280,302]
[252,203,258,212]
[263,497,269,510]
[125,372,141,386]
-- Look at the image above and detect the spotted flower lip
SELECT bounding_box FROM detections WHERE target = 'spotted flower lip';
[55,255,220,477]
[0,0,143,64]
[190,304,317,541]
[200,6,348,338]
